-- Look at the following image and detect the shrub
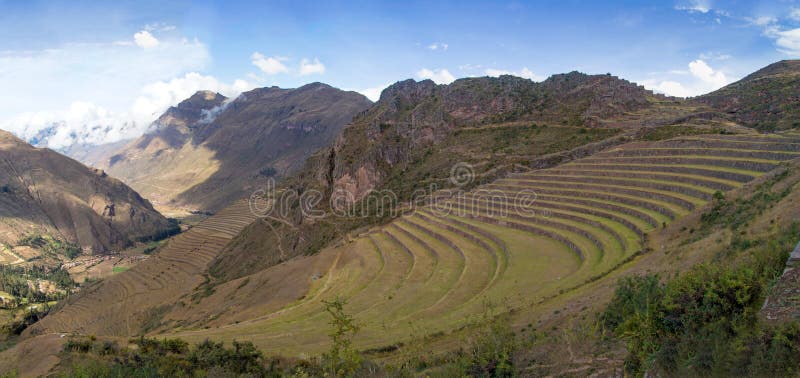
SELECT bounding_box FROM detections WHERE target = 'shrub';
[321,297,362,377]
[601,224,800,376]
[463,307,518,377]
[137,219,181,243]
[259,166,278,177]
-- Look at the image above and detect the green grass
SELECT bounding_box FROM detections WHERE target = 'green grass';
[380,124,620,200]
[42,133,800,361]
[639,125,729,141]
[112,266,130,274]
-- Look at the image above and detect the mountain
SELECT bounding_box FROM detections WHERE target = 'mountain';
[12,62,800,376]
[327,73,658,202]
[0,130,174,254]
[208,73,670,281]
[99,85,371,213]
[695,59,800,131]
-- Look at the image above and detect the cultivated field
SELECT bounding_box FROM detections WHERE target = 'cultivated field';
[26,132,800,357]
[167,133,800,355]
[25,200,258,336]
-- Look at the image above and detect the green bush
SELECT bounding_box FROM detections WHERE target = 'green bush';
[701,170,791,232]
[136,219,181,243]
[60,336,284,377]
[321,297,362,377]
[18,234,81,259]
[601,224,800,376]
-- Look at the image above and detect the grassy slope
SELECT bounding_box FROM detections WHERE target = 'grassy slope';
[208,123,621,283]
[695,60,800,131]
[513,158,800,376]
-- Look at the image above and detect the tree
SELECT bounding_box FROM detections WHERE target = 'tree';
[322,297,361,377]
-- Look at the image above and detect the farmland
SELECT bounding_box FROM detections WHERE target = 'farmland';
[119,132,800,355]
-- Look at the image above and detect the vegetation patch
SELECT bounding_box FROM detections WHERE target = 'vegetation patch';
[0,265,73,303]
[601,223,800,376]
[701,168,794,232]
[112,266,129,274]
[17,234,81,259]
[136,218,181,243]
[640,125,729,141]
[383,124,620,201]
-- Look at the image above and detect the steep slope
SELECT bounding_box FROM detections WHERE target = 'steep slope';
[101,85,371,212]
[695,59,800,131]
[207,73,675,280]
[26,131,800,355]
[19,62,800,365]
[0,130,174,254]
[328,73,656,201]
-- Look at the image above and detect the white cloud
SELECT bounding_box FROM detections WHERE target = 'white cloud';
[484,67,543,81]
[427,42,449,51]
[746,16,777,27]
[416,68,456,84]
[299,58,326,75]
[251,52,289,74]
[769,27,800,56]
[688,59,728,87]
[131,72,253,125]
[791,8,800,21]
[0,36,209,116]
[133,30,160,49]
[2,72,254,148]
[355,83,391,102]
[0,30,262,148]
[698,52,732,61]
[676,0,711,13]
[642,59,731,98]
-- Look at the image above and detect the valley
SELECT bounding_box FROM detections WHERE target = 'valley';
[1,59,800,376]
[155,131,800,356]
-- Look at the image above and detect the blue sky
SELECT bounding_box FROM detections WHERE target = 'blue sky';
[1,0,799,147]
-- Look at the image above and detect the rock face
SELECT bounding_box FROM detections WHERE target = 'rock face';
[695,60,800,131]
[203,73,656,282]
[100,84,371,212]
[0,130,173,254]
[325,73,655,202]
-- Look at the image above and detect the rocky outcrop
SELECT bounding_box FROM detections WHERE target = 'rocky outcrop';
[323,73,656,203]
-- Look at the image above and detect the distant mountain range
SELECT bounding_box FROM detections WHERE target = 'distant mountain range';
[90,84,371,213]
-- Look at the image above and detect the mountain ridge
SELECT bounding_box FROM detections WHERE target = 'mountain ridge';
[98,83,372,213]
[695,59,800,131]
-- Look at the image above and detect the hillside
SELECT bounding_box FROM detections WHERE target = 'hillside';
[0,130,174,255]
[13,62,800,376]
[695,60,800,131]
[329,73,658,202]
[207,73,720,281]
[99,84,371,213]
[26,130,800,353]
